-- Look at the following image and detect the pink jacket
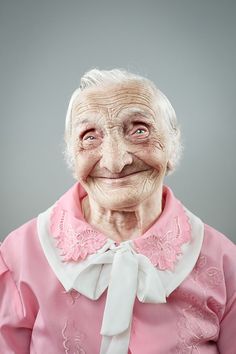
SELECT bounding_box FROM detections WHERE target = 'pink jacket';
[0,183,236,353]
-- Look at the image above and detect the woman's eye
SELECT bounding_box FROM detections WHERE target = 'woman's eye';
[130,125,149,138]
[81,129,97,141]
[134,128,146,135]
[84,135,96,141]
[81,130,102,149]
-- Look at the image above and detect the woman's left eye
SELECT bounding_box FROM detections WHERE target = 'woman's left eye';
[134,128,146,135]
[131,125,149,138]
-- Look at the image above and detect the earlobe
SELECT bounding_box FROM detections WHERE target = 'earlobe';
[166,161,173,175]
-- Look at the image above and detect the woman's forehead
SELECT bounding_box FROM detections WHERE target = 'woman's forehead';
[72,81,156,118]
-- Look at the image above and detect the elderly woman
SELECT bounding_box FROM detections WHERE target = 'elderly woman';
[0,69,236,354]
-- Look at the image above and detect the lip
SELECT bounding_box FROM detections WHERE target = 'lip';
[92,169,151,185]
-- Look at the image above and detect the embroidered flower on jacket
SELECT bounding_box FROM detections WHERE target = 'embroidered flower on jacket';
[177,305,218,345]
[171,252,224,353]
[133,216,191,271]
[62,320,86,354]
[63,289,81,305]
[193,255,224,289]
[50,206,107,262]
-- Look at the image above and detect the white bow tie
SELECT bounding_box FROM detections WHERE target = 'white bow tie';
[71,239,167,354]
[37,206,204,354]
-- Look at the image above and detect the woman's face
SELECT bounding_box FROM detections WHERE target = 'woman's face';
[71,81,170,210]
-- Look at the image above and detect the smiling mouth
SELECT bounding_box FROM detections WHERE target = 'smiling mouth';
[93,169,151,181]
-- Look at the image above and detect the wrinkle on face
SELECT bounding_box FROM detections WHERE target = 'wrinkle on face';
[72,81,157,124]
[71,81,169,213]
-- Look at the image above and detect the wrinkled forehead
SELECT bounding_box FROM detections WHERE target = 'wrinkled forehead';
[72,81,157,120]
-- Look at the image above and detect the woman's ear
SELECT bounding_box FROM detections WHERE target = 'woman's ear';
[166,160,174,176]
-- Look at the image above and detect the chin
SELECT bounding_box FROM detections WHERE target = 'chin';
[83,173,163,210]
[91,187,152,210]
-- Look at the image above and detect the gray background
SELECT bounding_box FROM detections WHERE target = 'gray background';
[1,0,235,242]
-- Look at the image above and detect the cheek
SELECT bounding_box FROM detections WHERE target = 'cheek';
[72,135,100,180]
[74,150,100,181]
[134,144,169,171]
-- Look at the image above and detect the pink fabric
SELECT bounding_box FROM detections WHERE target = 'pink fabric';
[0,183,236,353]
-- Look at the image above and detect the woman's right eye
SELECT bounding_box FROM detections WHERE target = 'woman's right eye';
[80,130,102,149]
[83,134,96,141]
[81,129,97,141]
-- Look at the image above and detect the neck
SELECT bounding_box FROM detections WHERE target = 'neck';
[82,186,164,242]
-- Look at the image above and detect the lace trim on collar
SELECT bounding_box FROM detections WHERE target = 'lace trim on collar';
[133,215,191,270]
[50,207,107,262]
[50,198,191,271]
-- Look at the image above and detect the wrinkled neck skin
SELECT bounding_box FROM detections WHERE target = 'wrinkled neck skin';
[82,185,163,242]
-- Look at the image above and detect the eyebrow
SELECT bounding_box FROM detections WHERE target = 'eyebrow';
[119,108,156,122]
[73,113,99,126]
[76,118,90,125]
[74,107,156,126]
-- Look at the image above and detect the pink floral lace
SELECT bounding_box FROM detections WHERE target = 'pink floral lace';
[50,205,107,262]
[133,216,191,270]
[50,197,191,271]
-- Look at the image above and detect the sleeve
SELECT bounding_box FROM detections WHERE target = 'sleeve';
[217,247,236,354]
[217,294,236,354]
[0,250,32,354]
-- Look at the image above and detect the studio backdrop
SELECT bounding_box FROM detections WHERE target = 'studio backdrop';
[0,0,235,242]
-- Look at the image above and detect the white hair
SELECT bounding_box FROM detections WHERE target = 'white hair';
[64,68,183,176]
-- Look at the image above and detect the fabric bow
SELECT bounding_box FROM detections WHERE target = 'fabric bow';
[71,239,167,354]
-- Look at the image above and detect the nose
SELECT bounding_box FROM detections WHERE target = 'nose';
[99,136,133,173]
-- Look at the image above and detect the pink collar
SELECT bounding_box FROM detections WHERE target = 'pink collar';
[50,183,191,271]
